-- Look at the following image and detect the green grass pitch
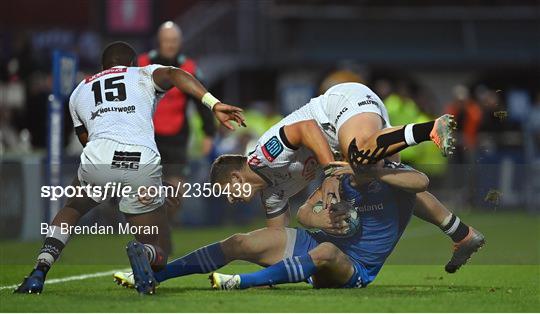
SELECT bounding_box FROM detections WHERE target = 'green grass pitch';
[1,212,539,312]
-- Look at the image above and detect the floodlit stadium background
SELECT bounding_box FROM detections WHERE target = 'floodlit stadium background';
[0,0,539,241]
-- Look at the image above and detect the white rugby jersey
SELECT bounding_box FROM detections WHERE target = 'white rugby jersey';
[247,122,320,218]
[248,82,391,218]
[69,65,165,154]
[282,82,392,153]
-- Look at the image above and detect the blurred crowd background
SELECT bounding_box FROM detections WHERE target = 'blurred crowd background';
[1,0,539,238]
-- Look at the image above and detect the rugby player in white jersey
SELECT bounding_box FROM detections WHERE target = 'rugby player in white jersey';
[115,82,484,292]
[14,41,245,295]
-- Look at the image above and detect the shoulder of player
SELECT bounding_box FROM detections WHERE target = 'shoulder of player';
[69,80,86,104]
[132,64,167,81]
[74,79,86,90]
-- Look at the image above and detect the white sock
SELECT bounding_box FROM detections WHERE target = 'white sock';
[404,124,418,146]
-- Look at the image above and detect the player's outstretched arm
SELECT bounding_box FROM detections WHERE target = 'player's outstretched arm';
[376,168,429,193]
[333,161,429,193]
[152,66,246,130]
[283,120,340,208]
[359,161,429,193]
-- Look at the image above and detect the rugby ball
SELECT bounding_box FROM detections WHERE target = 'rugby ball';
[312,200,361,238]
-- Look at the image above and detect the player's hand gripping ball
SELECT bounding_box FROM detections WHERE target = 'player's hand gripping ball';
[327,201,361,238]
[311,201,361,238]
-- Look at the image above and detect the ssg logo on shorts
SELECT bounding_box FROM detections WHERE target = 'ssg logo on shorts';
[261,136,284,162]
[111,151,141,170]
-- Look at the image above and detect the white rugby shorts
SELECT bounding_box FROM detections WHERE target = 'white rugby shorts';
[77,138,165,214]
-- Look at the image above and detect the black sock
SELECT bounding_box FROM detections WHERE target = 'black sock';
[412,121,435,143]
[375,126,406,148]
[35,237,66,276]
[440,214,470,242]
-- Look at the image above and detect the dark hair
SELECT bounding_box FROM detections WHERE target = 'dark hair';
[210,154,247,184]
[101,41,137,69]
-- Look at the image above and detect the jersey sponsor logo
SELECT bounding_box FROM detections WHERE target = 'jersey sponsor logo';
[85,67,127,83]
[301,156,318,181]
[111,150,141,171]
[358,95,379,107]
[90,105,136,120]
[90,110,102,120]
[357,202,383,213]
[334,107,349,125]
[261,136,284,162]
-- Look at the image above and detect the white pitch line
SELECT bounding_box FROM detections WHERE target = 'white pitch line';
[0,268,130,291]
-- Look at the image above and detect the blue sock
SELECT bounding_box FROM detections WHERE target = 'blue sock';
[154,242,226,282]
[239,255,317,289]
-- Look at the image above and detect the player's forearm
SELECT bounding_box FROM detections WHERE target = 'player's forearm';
[154,67,221,111]
[196,100,218,136]
[296,204,318,229]
[296,188,325,228]
[300,124,334,166]
[373,169,429,193]
[284,121,334,166]
[166,67,208,102]
[298,203,339,231]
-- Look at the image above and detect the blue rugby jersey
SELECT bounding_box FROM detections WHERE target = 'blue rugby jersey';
[311,171,415,284]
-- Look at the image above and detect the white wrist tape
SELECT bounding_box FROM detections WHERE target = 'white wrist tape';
[202,92,220,110]
[404,124,417,146]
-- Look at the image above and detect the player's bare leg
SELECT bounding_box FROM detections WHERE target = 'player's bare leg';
[413,192,485,273]
[220,227,288,266]
[308,242,356,288]
[413,191,452,225]
[14,178,97,294]
[337,113,456,174]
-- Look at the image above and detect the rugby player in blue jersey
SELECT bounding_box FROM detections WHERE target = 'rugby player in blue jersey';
[120,161,480,291]
[209,160,426,289]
